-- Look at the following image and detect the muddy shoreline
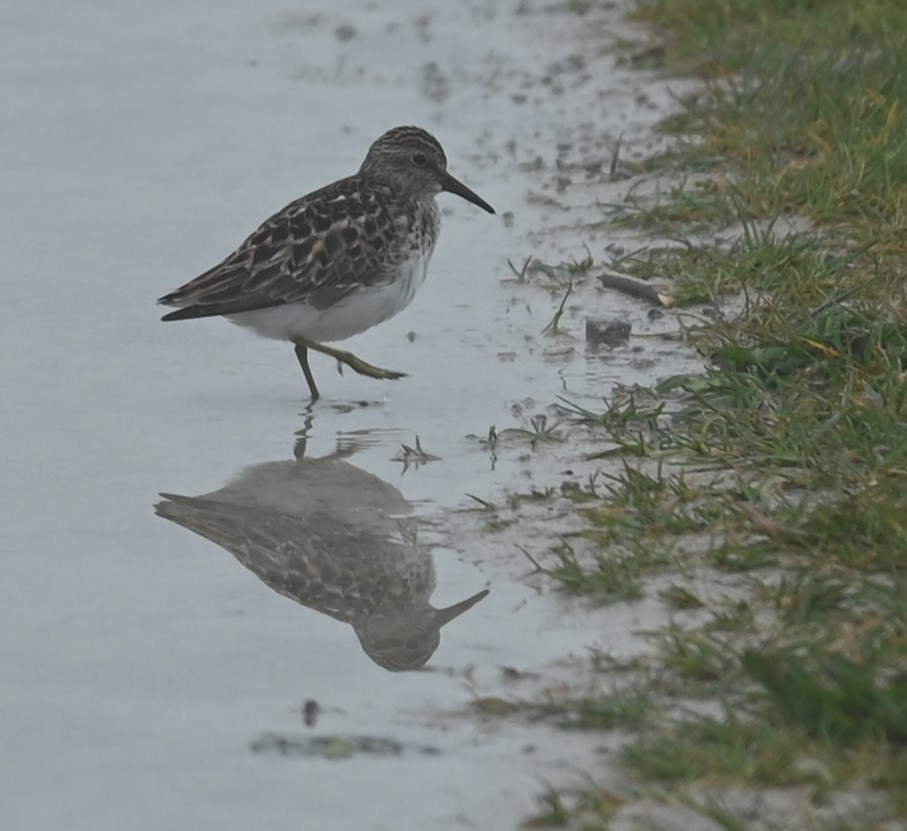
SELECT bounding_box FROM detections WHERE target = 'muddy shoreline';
[0,1,711,829]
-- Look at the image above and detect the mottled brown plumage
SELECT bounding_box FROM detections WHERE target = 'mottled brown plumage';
[159,126,494,399]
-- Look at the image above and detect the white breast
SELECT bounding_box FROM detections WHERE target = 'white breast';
[227,245,436,344]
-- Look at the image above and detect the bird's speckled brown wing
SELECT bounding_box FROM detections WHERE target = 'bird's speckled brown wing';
[158,176,409,320]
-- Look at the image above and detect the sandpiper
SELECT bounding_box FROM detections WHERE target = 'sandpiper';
[158,126,495,399]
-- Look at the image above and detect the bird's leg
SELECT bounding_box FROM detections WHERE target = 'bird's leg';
[294,343,321,400]
[294,337,408,382]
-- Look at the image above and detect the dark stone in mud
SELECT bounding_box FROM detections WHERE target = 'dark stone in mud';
[585,317,631,347]
[302,699,320,727]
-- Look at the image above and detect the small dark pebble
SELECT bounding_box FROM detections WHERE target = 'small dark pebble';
[303,699,320,727]
[586,317,631,347]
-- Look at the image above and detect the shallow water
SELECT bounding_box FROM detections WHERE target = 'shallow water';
[1,1,702,828]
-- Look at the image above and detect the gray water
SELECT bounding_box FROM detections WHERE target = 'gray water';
[1,1,701,828]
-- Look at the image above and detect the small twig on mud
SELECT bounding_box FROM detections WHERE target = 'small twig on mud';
[516,544,545,573]
[465,493,498,511]
[598,269,675,307]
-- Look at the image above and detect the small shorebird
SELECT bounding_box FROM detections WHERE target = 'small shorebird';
[158,126,495,399]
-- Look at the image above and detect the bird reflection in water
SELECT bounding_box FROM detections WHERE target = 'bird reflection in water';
[154,432,488,671]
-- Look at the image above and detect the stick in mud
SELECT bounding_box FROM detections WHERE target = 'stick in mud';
[598,270,674,308]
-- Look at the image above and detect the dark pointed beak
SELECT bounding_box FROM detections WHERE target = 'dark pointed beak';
[434,588,490,627]
[440,171,495,214]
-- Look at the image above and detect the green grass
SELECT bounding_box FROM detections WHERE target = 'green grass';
[631,0,907,235]
[500,1,907,828]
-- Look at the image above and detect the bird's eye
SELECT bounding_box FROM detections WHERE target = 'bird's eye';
[411,153,427,166]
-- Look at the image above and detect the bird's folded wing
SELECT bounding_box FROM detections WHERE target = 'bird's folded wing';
[159,185,404,319]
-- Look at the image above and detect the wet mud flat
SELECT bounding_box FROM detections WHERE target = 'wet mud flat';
[0,1,723,830]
